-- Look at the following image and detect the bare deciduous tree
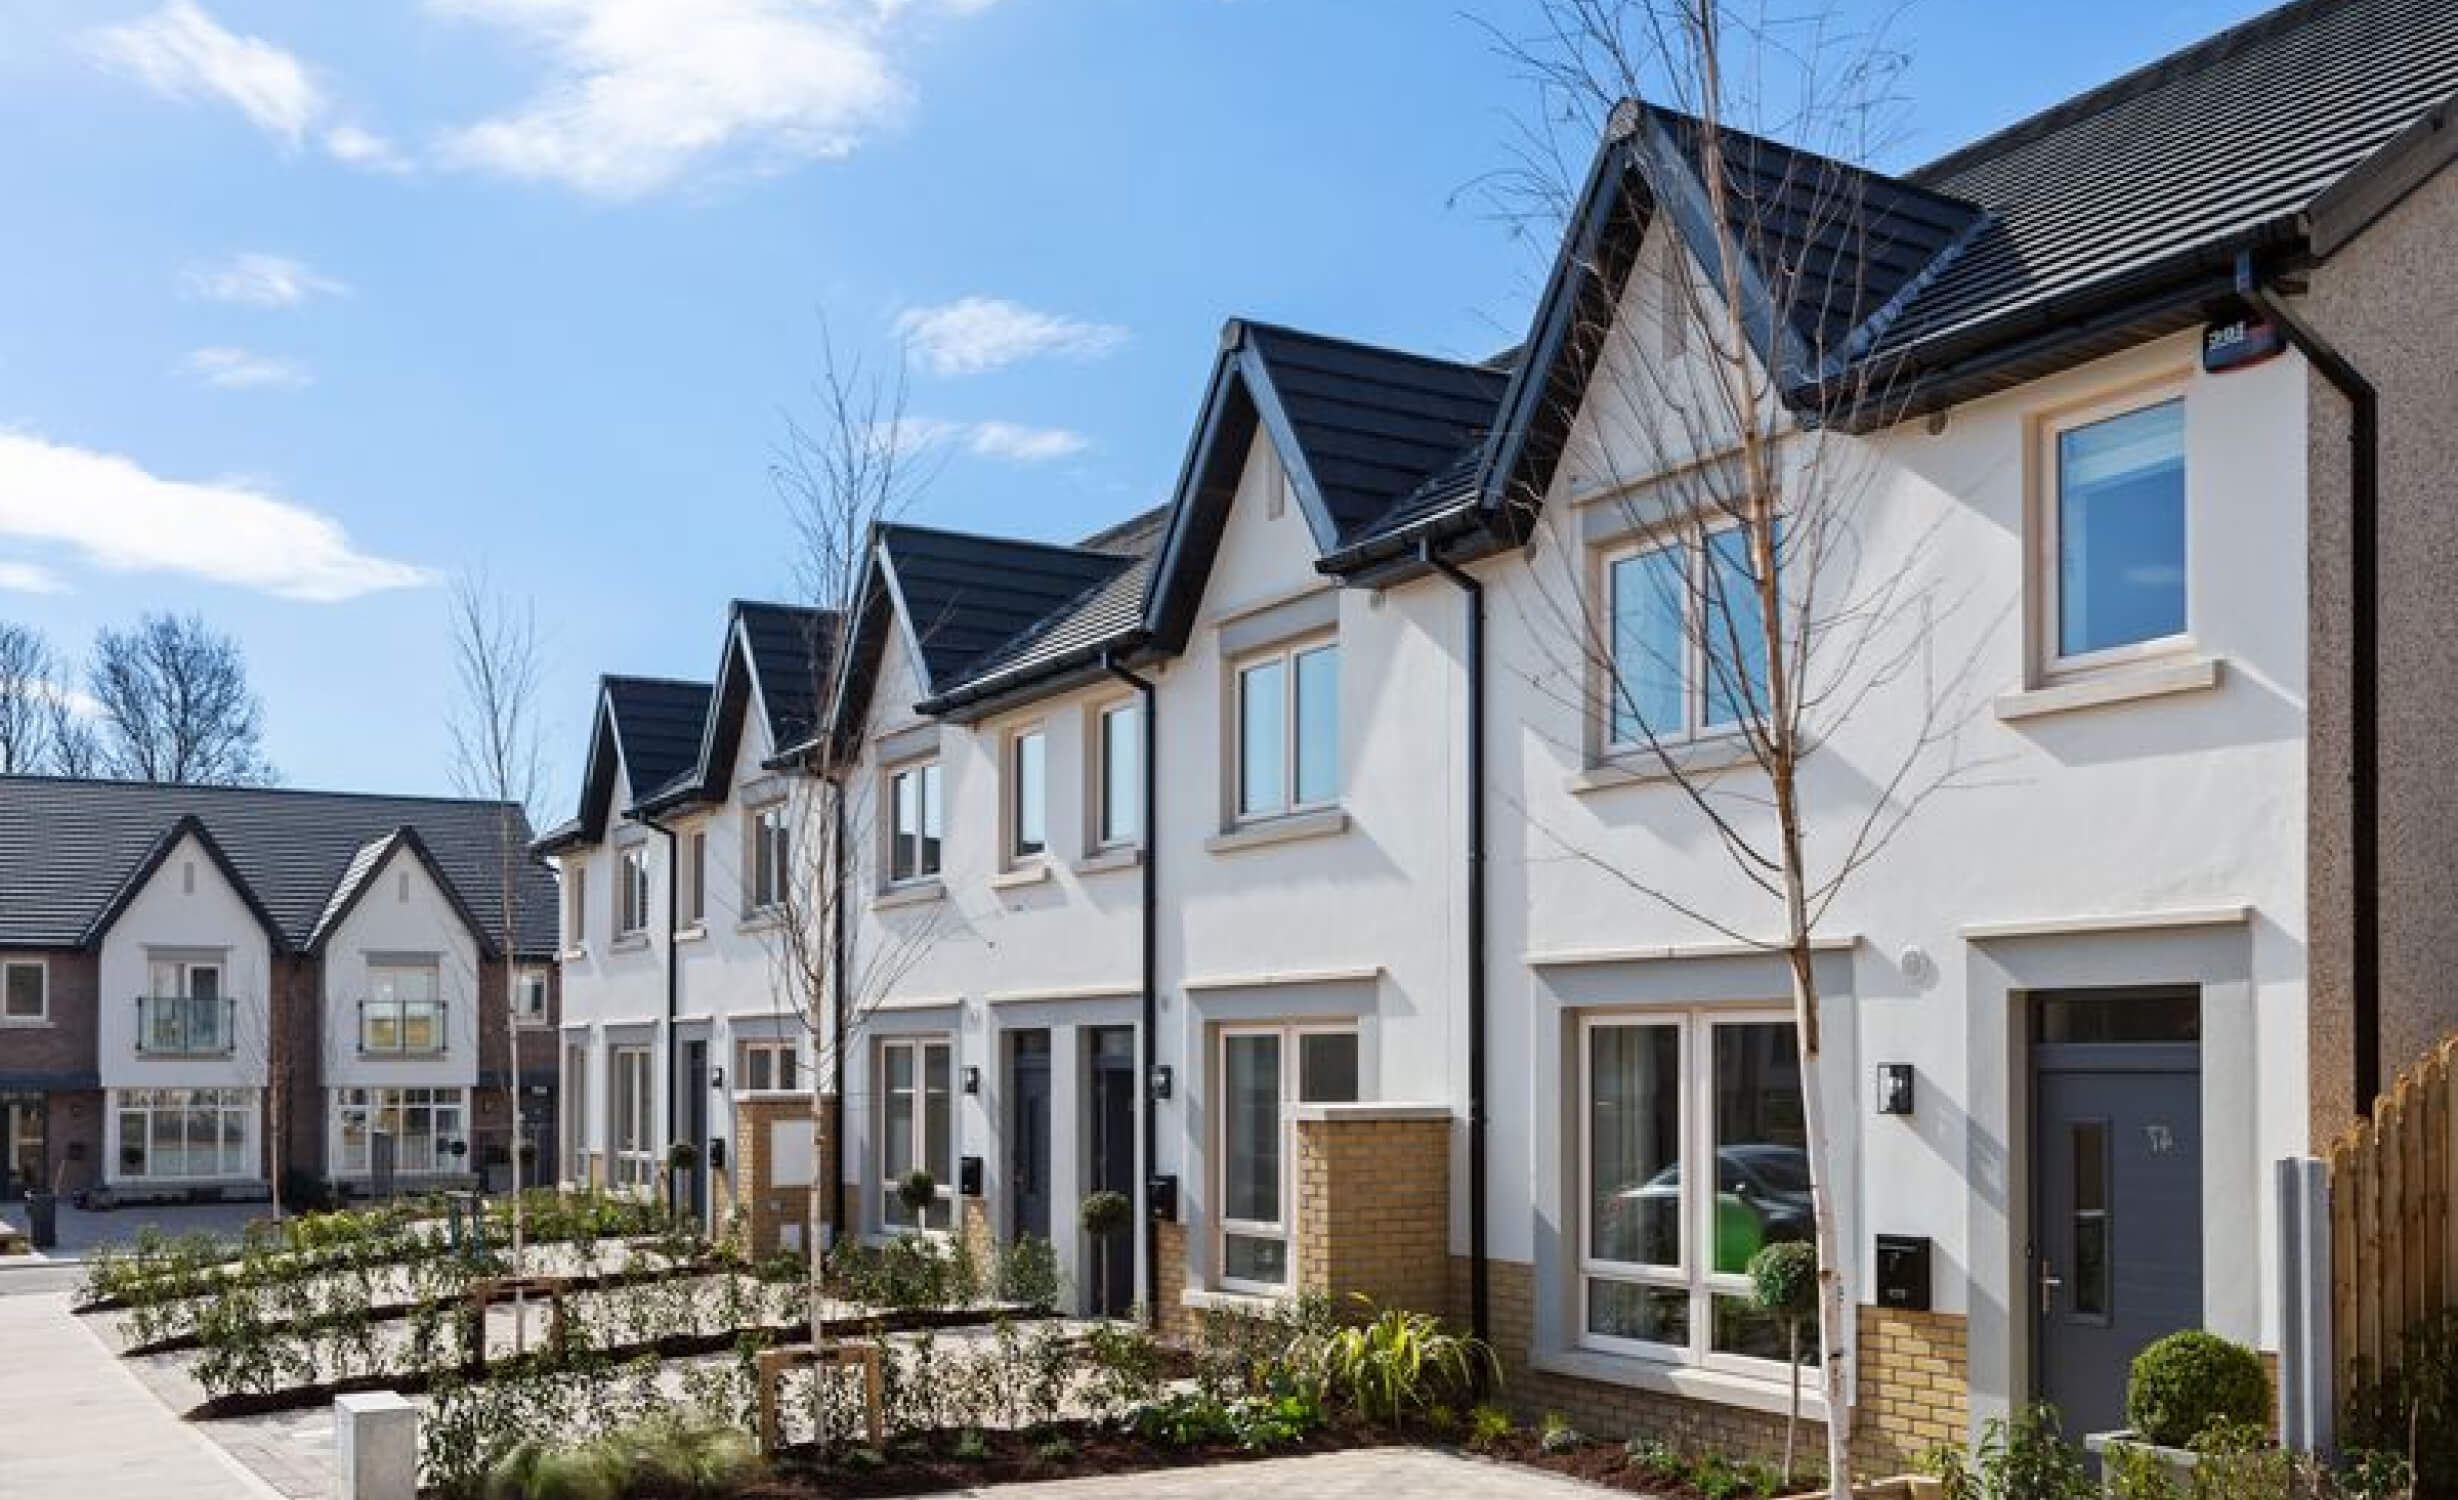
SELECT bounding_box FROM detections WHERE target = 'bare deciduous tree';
[0,621,59,774]
[760,330,949,1452]
[1494,4,1992,1490]
[448,573,551,1347]
[87,612,274,785]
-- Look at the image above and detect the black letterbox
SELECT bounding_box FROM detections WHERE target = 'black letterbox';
[1147,1174,1179,1223]
[1875,1234,1932,1311]
[706,1137,727,1172]
[958,1155,984,1197]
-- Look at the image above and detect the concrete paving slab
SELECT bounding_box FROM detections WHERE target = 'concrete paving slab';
[944,1448,1630,1497]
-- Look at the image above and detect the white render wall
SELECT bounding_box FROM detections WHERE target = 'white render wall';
[96,831,276,1094]
[320,844,484,1092]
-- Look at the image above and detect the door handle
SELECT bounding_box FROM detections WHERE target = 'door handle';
[2038,1259,2062,1317]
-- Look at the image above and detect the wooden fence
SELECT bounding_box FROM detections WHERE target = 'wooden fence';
[2325,1036,2458,1421]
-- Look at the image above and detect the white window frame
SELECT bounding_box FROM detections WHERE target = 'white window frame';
[1,958,46,1023]
[1213,1021,1358,1295]
[332,1085,467,1178]
[616,844,652,937]
[111,1087,257,1182]
[877,1036,954,1233]
[736,1038,798,1092]
[682,828,708,927]
[1007,723,1048,865]
[1600,518,1774,752]
[140,954,229,1055]
[1576,1007,1812,1382]
[1232,637,1339,823]
[566,863,588,949]
[1094,699,1142,850]
[564,1039,592,1184]
[611,1045,655,1192]
[748,801,790,914]
[2036,382,2194,679]
[886,760,944,886]
[360,959,445,1056]
[514,968,550,1028]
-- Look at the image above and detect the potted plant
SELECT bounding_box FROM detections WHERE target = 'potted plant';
[1079,1189,1133,1315]
[2084,1329,2269,1489]
[897,1169,938,1227]
[1748,1238,1819,1486]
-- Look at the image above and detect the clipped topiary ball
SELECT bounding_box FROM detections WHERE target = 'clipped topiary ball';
[1747,1239,1820,1322]
[1079,1189,1133,1238]
[2126,1329,2268,1446]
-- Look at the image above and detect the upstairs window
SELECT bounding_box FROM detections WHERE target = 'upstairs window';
[362,961,444,1054]
[2048,395,2187,668]
[749,804,790,912]
[1605,522,1773,747]
[566,865,588,947]
[890,761,944,884]
[2,959,44,1022]
[1009,727,1047,862]
[515,969,549,1027]
[1097,701,1141,848]
[616,845,651,936]
[737,1039,798,1092]
[683,829,707,926]
[1235,641,1338,820]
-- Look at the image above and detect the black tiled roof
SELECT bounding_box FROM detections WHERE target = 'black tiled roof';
[735,601,833,750]
[0,776,559,954]
[881,525,1141,692]
[1239,323,1511,545]
[1879,0,2458,360]
[603,676,711,801]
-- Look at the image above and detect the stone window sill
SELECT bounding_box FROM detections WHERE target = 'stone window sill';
[1204,808,1349,856]
[1569,733,1759,794]
[736,910,783,935]
[1076,846,1142,876]
[675,924,708,944]
[610,933,650,954]
[990,862,1052,892]
[0,1017,51,1028]
[1530,1348,1830,1420]
[873,879,945,912]
[1181,1286,1294,1318]
[1995,654,2222,722]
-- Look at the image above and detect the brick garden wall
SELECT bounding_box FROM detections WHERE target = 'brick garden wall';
[731,1091,837,1259]
[1294,1107,1450,1316]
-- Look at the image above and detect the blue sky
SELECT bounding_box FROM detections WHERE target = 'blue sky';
[0,0,2273,815]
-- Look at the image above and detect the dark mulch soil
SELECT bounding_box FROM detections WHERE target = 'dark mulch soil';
[1466,1433,1817,1499]
[739,1420,1399,1498]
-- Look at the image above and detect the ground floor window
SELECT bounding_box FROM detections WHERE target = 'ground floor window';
[564,1039,591,1183]
[113,1087,256,1181]
[611,1046,654,1191]
[737,1039,798,1092]
[879,1037,952,1231]
[1217,1023,1359,1291]
[334,1087,467,1177]
[1581,1010,1815,1374]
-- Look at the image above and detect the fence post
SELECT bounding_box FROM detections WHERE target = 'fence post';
[2276,1155,2335,1454]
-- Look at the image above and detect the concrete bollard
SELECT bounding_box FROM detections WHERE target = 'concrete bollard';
[334,1390,418,1500]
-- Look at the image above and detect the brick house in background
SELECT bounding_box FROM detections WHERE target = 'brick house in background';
[0,777,560,1204]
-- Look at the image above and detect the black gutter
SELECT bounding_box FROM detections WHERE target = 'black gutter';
[1103,648,1162,1332]
[2238,251,2382,1117]
[1420,538,1491,1350]
[915,629,1151,722]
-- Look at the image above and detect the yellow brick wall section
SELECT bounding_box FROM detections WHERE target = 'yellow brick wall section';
[1295,1114,1451,1317]
[1455,1257,1970,1479]
[732,1093,837,1260]
[1155,1220,1194,1343]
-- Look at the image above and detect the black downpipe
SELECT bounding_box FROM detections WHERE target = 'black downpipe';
[1103,652,1162,1331]
[2238,252,2382,1116]
[632,812,681,1216]
[1422,539,1491,1348]
[829,773,850,1237]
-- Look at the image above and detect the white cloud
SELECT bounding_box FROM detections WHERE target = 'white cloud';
[86,1,326,147]
[429,0,957,198]
[181,252,350,308]
[183,347,313,390]
[885,416,1086,463]
[324,124,414,173]
[897,296,1126,376]
[0,561,66,595]
[0,432,435,603]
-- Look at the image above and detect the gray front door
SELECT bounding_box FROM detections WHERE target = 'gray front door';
[1088,1027,1137,1315]
[1010,1032,1052,1242]
[2031,988,2203,1439]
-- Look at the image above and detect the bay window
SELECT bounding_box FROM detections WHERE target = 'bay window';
[1216,1024,1359,1291]
[879,1037,953,1230]
[1604,522,1773,747]
[1582,1011,1816,1374]
[889,761,944,884]
[334,1086,466,1177]
[1235,641,1338,820]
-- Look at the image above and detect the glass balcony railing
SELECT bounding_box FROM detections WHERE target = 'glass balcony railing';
[133,994,237,1056]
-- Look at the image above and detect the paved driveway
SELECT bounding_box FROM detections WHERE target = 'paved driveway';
[954,1449,1620,1497]
[0,1197,270,1261]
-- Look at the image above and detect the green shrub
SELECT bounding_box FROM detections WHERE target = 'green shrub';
[1625,1436,1688,1482]
[1466,1403,1514,1451]
[994,1234,1061,1310]
[1922,1405,2096,1500]
[1538,1412,1584,1453]
[2126,1330,2268,1447]
[1306,1298,1499,1426]
[480,1412,755,1500]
